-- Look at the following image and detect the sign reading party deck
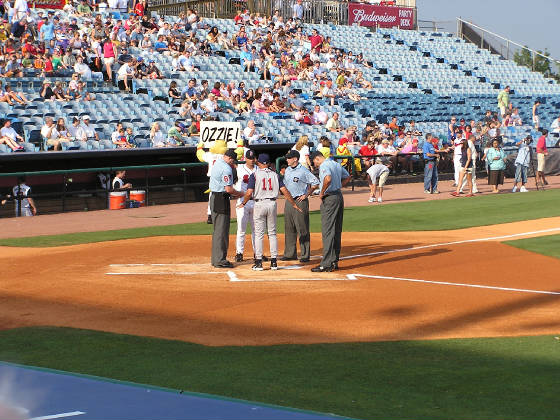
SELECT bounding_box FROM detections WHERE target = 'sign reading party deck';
[200,121,242,148]
[33,0,66,9]
[348,3,415,29]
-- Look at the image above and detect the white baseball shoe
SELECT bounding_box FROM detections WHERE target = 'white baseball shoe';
[520,186,528,192]
[368,197,375,203]
[512,186,518,193]
[377,197,383,203]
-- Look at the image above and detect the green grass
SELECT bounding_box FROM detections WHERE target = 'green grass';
[504,234,560,259]
[1,189,559,247]
[1,327,559,420]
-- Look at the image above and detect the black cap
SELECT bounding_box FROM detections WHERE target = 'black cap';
[224,150,237,160]
[245,149,256,160]
[257,153,270,164]
[285,150,300,159]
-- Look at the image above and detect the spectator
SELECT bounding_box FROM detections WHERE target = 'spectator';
[1,120,24,147]
[55,118,72,142]
[292,0,303,20]
[4,83,28,105]
[168,80,181,101]
[512,135,531,193]
[311,105,328,125]
[116,58,135,91]
[497,85,511,118]
[536,129,549,186]
[325,112,342,132]
[243,120,263,144]
[0,133,22,151]
[422,133,439,194]
[376,138,397,173]
[150,122,169,147]
[41,116,64,150]
[359,139,378,171]
[484,138,507,193]
[102,37,117,81]
[318,136,332,159]
[167,120,188,145]
[292,135,311,169]
[79,115,99,141]
[451,137,474,197]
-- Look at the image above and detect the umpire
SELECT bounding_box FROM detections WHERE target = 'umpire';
[209,149,243,268]
[281,150,319,263]
[310,151,350,272]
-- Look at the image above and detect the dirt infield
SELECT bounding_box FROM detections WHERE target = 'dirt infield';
[1,217,559,346]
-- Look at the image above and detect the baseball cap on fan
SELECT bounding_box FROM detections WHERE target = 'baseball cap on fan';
[257,153,270,164]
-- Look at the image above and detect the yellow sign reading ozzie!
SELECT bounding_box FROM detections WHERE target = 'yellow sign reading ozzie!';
[200,121,242,149]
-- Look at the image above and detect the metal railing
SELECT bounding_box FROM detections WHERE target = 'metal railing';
[149,0,350,24]
[456,17,560,69]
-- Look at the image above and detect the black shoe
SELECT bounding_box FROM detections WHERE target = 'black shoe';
[235,253,243,262]
[207,215,212,224]
[332,261,339,270]
[311,265,334,272]
[299,258,310,263]
[270,258,278,270]
[252,259,263,271]
[280,256,297,261]
[214,261,233,268]
[262,255,269,262]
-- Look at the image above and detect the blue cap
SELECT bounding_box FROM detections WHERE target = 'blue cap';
[257,153,270,164]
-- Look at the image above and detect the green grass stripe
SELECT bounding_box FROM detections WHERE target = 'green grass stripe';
[504,233,560,259]
[1,327,559,420]
[1,189,559,247]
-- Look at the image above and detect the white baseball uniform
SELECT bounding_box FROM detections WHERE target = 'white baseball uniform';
[235,163,256,255]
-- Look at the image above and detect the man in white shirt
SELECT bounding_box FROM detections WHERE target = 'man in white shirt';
[117,60,134,91]
[41,116,62,150]
[74,55,92,79]
[292,0,303,20]
[178,51,196,72]
[311,105,328,125]
[243,120,262,144]
[1,120,24,143]
[79,115,99,141]
[200,93,217,116]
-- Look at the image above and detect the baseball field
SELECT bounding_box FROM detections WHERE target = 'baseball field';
[1,181,559,419]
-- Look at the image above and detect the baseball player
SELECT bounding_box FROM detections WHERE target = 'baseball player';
[209,149,243,268]
[11,176,37,217]
[310,151,350,272]
[238,153,301,271]
[281,149,319,263]
[234,149,257,262]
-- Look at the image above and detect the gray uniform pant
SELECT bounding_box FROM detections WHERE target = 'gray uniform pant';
[210,194,230,266]
[253,199,278,259]
[283,198,310,260]
[320,192,344,267]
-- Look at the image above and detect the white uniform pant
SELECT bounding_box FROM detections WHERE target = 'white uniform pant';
[253,200,278,259]
[207,191,212,216]
[236,204,255,254]
[453,155,462,184]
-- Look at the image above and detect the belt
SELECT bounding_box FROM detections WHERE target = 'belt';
[255,198,276,202]
[293,195,308,200]
[323,190,341,198]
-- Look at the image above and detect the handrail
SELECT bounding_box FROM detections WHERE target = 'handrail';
[456,17,560,65]
[0,162,208,178]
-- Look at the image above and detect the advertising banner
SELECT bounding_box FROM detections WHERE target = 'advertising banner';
[33,0,66,9]
[348,3,415,29]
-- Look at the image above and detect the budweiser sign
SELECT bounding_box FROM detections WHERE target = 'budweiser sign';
[348,3,415,29]
[33,0,65,9]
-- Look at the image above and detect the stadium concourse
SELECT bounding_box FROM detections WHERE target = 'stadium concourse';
[0,4,559,156]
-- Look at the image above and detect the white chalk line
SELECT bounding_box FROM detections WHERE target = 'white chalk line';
[226,271,353,282]
[106,272,223,275]
[356,274,560,296]
[30,411,86,420]
[326,227,560,261]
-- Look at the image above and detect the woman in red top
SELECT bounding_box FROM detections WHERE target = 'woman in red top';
[359,139,378,171]
[536,129,549,186]
[134,0,146,17]
[102,38,117,82]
